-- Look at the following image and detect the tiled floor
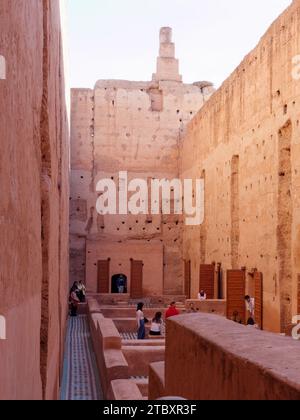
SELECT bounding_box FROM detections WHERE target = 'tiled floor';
[120,332,138,340]
[60,315,103,400]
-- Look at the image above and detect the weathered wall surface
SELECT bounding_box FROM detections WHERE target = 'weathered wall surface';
[161,314,300,400]
[180,0,300,332]
[86,241,164,295]
[70,28,214,295]
[0,0,69,400]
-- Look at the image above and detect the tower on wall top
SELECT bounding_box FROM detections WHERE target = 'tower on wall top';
[153,27,182,83]
[160,27,173,44]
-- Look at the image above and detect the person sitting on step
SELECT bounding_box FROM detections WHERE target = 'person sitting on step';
[76,280,86,303]
[166,302,180,319]
[149,312,163,337]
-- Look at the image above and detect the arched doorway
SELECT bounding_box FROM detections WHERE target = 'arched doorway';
[111,274,128,294]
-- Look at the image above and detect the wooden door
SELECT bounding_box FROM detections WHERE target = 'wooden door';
[227,270,246,324]
[199,264,215,299]
[184,260,191,299]
[98,260,110,294]
[130,260,143,299]
[254,272,263,330]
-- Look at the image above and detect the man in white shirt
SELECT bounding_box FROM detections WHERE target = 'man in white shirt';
[198,290,207,301]
[245,295,255,318]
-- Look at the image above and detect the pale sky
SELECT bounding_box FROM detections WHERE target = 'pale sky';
[69,0,292,89]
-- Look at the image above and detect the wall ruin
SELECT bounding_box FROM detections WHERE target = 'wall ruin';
[0,0,69,400]
[70,27,214,295]
[180,0,300,333]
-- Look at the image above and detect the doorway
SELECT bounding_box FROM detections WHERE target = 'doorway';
[199,264,215,299]
[111,274,128,294]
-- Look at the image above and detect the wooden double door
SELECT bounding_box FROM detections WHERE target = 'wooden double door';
[97,258,143,299]
[227,270,263,329]
[184,262,216,299]
[199,264,215,299]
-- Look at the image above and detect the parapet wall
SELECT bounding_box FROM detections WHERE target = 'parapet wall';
[87,297,166,400]
[180,0,300,333]
[159,314,300,400]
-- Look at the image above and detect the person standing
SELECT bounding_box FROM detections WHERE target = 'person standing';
[245,295,255,319]
[166,302,180,319]
[136,302,146,340]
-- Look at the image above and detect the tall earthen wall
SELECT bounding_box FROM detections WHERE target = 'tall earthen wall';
[0,0,69,400]
[180,0,300,333]
[70,28,214,295]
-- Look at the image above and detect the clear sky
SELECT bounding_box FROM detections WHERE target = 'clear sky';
[69,0,292,89]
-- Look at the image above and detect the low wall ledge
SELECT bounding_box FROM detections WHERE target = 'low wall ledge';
[167,313,300,389]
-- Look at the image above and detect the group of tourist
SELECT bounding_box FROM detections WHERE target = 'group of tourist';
[69,281,86,317]
[196,289,257,327]
[136,301,180,340]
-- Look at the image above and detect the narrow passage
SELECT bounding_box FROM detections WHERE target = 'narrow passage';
[60,315,103,400]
